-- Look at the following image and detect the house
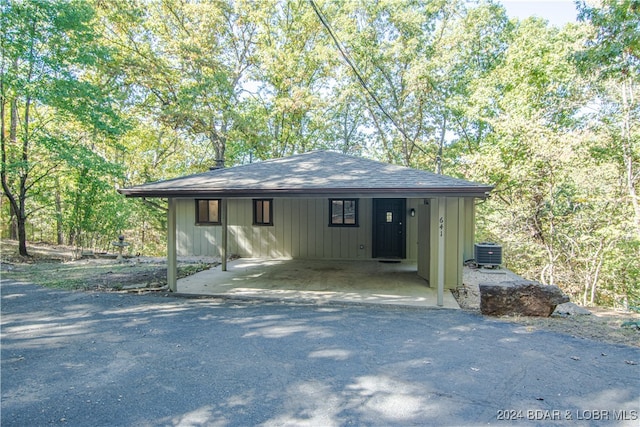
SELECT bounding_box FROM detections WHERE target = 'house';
[119,150,493,305]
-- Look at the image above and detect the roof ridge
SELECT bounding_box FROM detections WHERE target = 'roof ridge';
[212,150,330,170]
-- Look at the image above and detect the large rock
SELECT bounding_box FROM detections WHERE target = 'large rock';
[479,280,569,317]
[553,302,592,317]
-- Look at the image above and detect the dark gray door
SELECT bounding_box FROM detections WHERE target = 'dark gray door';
[372,199,406,259]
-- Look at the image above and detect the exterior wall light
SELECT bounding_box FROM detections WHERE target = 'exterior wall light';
[409,208,416,217]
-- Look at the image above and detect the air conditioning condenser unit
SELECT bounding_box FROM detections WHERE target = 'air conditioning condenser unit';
[474,242,502,267]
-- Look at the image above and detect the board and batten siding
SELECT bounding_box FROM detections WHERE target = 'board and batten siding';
[423,197,475,289]
[175,198,424,260]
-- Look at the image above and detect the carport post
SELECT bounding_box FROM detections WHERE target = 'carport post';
[221,198,228,271]
[167,197,177,292]
[437,197,445,307]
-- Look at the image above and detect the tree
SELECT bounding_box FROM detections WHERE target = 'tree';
[1,0,125,255]
[242,0,335,159]
[99,0,259,169]
[435,2,513,174]
[572,0,640,306]
[331,0,460,167]
[576,0,639,236]
[466,18,592,287]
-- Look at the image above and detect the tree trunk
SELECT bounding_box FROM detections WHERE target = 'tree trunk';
[589,241,605,306]
[55,177,63,244]
[16,201,27,255]
[436,114,447,175]
[0,94,29,256]
[583,239,603,306]
[9,203,18,240]
[16,95,30,256]
[141,220,146,253]
[0,86,17,240]
[210,121,227,166]
[582,273,589,307]
[621,79,639,237]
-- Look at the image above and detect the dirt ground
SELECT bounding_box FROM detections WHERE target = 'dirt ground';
[1,240,638,347]
[0,240,216,291]
[453,273,640,348]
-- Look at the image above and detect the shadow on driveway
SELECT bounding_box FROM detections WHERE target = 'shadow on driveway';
[1,279,639,426]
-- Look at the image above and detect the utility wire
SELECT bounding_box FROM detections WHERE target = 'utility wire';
[307,0,418,148]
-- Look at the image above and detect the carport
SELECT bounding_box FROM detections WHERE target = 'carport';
[119,151,493,306]
[176,258,460,309]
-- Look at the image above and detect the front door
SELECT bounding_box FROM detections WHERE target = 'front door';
[372,199,406,259]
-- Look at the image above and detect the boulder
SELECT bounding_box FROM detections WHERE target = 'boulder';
[552,302,592,317]
[479,280,569,317]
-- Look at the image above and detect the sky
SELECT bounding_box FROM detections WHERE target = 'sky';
[499,0,580,27]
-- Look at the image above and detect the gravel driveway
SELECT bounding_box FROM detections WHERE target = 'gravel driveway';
[1,280,639,426]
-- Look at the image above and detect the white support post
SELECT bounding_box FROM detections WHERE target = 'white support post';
[221,198,228,272]
[167,198,177,292]
[437,197,445,307]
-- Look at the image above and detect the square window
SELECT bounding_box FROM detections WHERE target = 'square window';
[329,199,358,227]
[196,199,221,225]
[253,199,273,226]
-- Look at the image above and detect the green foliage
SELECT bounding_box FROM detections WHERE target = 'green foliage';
[621,320,640,329]
[1,0,637,306]
[575,0,639,79]
[1,0,128,253]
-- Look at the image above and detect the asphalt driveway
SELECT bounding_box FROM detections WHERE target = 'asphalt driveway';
[1,279,639,426]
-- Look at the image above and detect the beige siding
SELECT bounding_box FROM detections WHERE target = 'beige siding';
[176,200,221,257]
[406,198,421,260]
[445,198,464,287]
[304,200,314,256]
[178,197,376,260]
[176,196,470,277]
[426,197,467,289]
[463,197,476,261]
[416,203,431,281]
[428,199,438,287]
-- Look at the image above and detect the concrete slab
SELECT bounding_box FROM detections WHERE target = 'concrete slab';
[177,258,460,309]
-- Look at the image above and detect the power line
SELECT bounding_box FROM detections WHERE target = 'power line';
[307,0,418,148]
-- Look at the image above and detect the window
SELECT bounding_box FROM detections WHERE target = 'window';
[253,199,273,226]
[329,198,358,227]
[196,199,221,224]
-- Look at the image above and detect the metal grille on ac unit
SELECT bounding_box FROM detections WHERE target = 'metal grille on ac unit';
[474,242,502,267]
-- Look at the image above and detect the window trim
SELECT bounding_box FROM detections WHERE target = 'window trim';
[253,199,273,226]
[195,199,221,225]
[328,198,359,227]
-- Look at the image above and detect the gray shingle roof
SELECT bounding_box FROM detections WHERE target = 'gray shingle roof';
[119,150,493,198]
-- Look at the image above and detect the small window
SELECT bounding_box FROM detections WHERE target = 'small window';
[329,199,358,227]
[196,199,221,224]
[253,199,273,226]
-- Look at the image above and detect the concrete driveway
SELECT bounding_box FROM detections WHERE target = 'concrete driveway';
[177,258,460,309]
[1,279,639,426]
